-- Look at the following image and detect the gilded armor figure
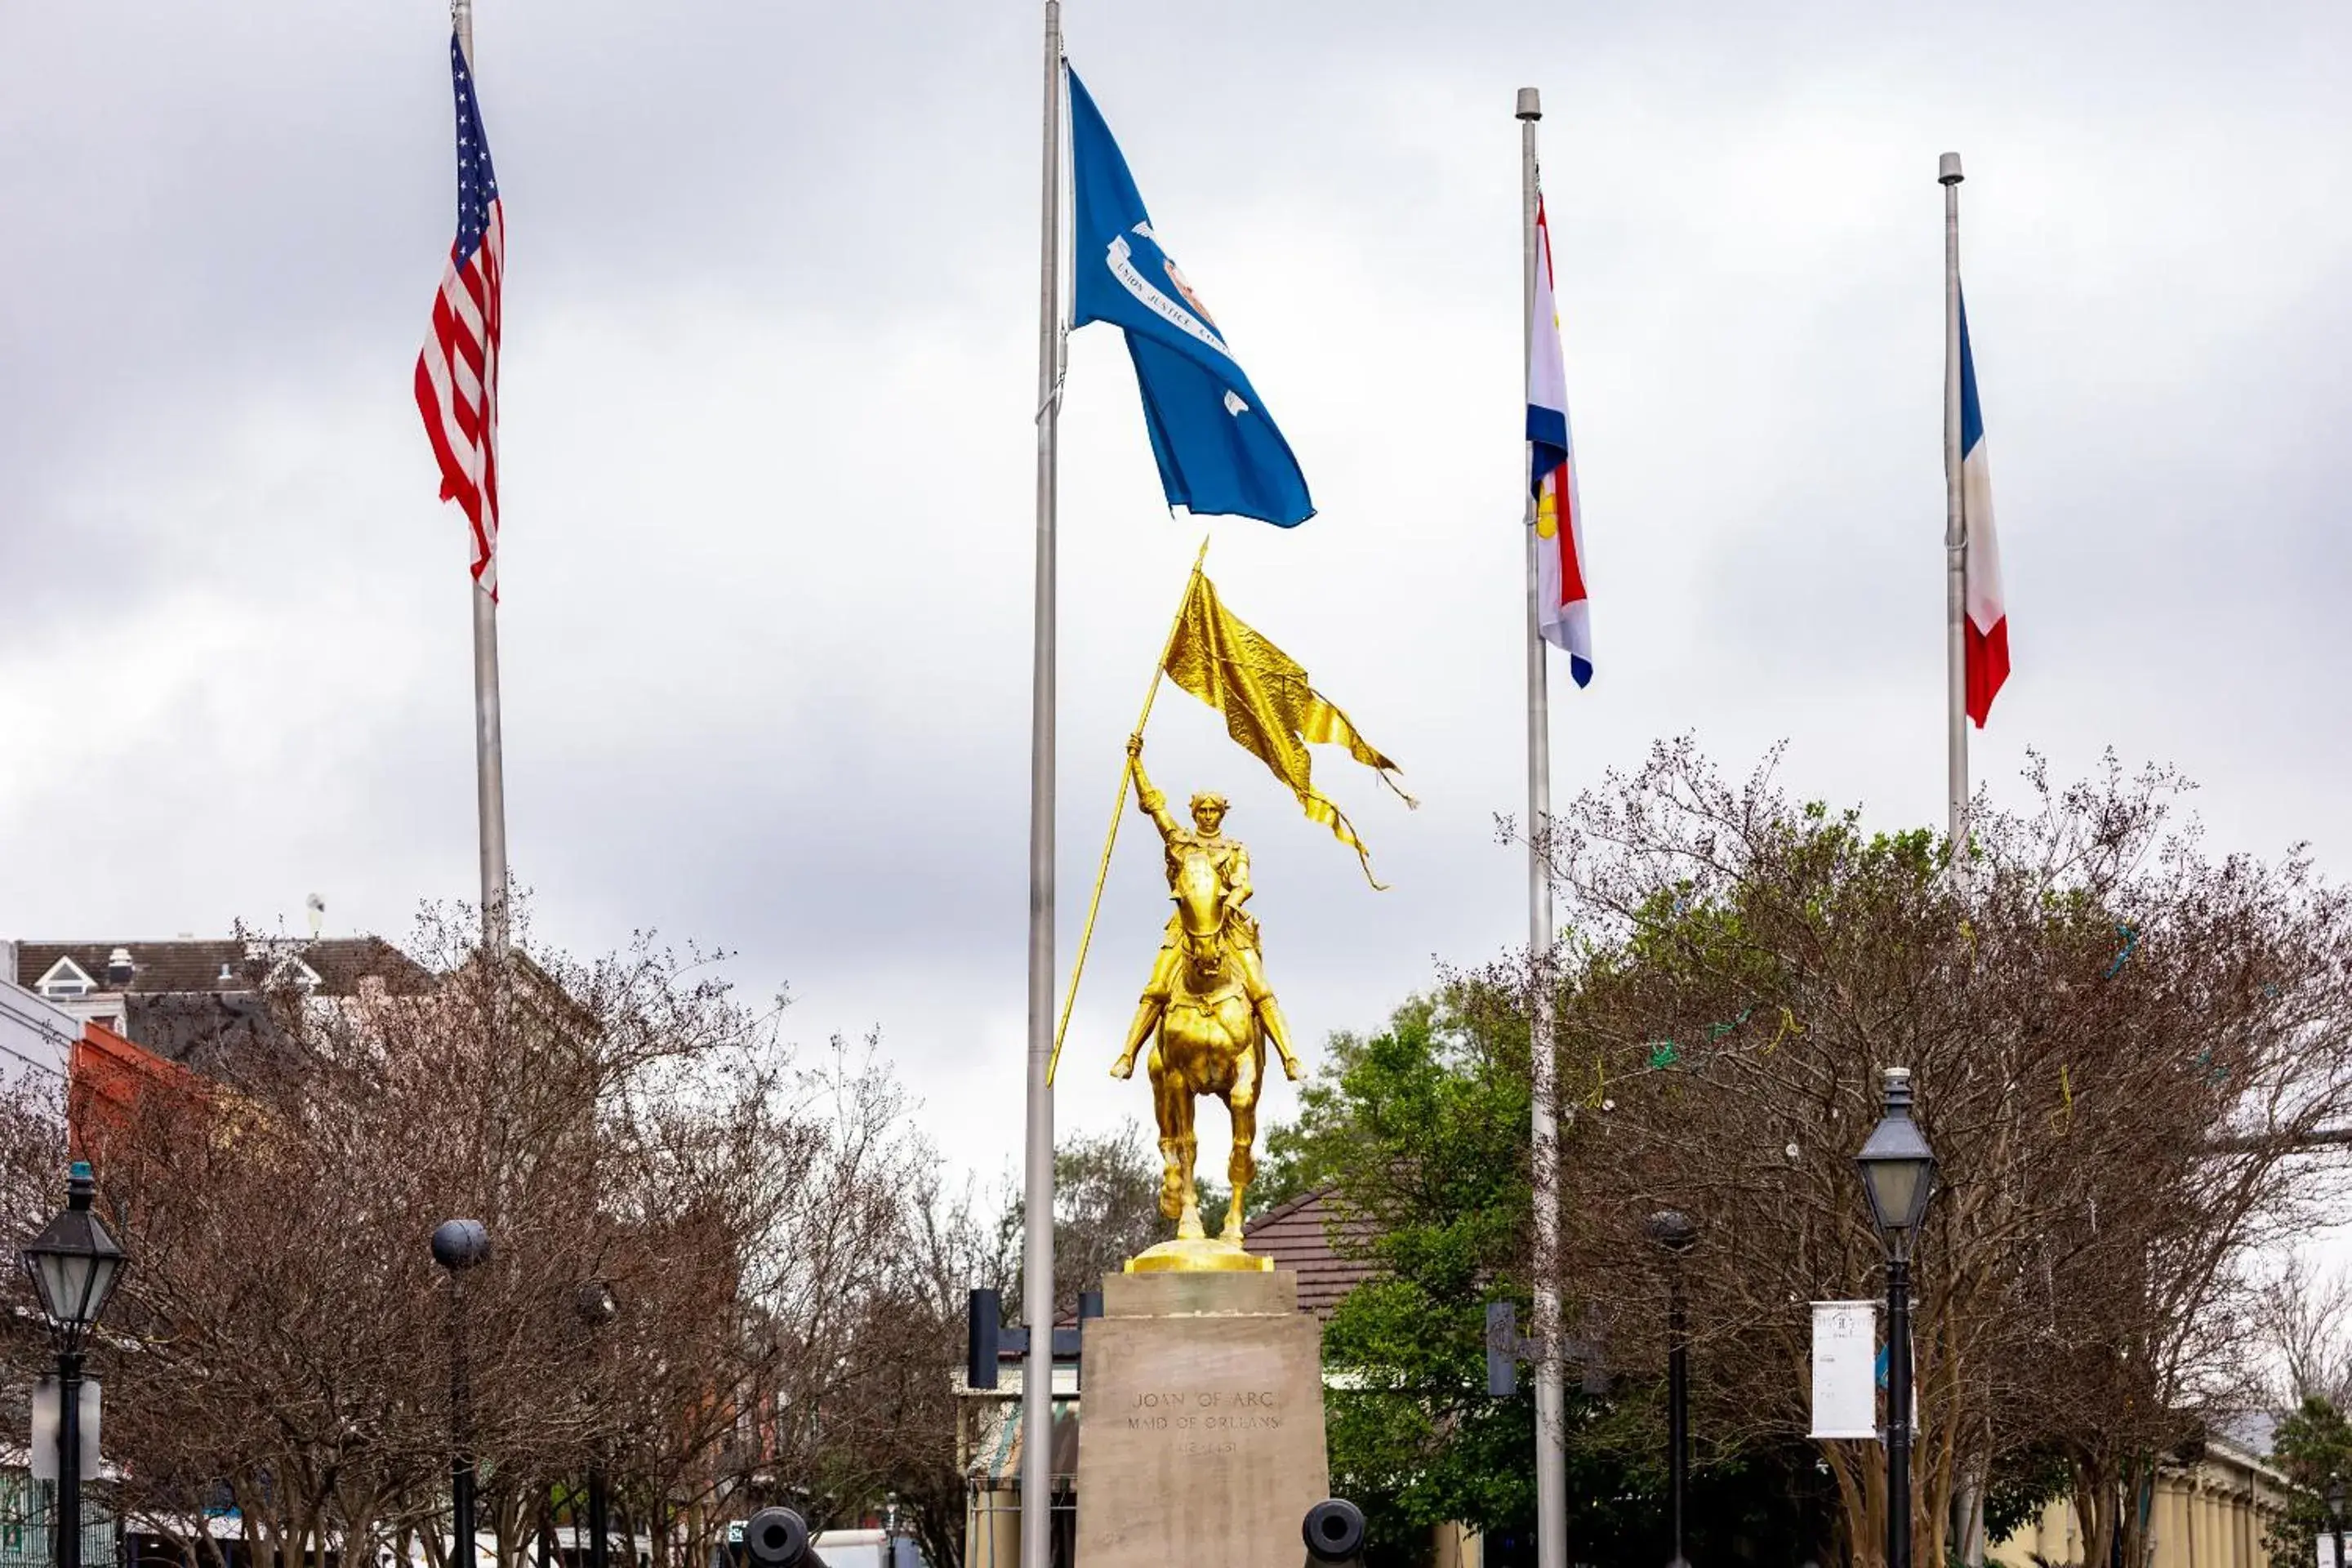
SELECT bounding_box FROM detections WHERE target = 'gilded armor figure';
[1111,737,1298,1253]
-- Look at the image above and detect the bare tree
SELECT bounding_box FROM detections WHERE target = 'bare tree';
[0,906,951,1568]
[2256,1255,2352,1410]
[995,1123,1183,1321]
[1476,741,2352,1568]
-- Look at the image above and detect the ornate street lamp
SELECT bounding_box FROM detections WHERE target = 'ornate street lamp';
[1643,1210,1698,1568]
[2326,1475,2346,1568]
[434,1220,492,1568]
[1854,1069,1936,1568]
[20,1160,127,1568]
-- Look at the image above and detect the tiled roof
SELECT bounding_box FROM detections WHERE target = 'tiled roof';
[1242,1187,1379,1321]
[15,938,429,998]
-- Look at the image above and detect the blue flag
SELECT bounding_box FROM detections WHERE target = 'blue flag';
[1067,67,1313,528]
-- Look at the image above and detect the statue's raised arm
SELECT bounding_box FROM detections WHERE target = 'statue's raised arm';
[1128,733,1181,841]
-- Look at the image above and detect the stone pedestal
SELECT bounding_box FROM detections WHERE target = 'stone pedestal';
[1074,1270,1329,1568]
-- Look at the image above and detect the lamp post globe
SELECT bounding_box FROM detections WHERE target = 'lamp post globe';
[2328,1476,2348,1568]
[574,1279,619,1328]
[19,1160,128,1568]
[1643,1209,1697,1256]
[432,1218,492,1272]
[1854,1068,1936,1568]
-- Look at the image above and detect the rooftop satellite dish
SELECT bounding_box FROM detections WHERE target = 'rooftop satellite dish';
[305,893,326,939]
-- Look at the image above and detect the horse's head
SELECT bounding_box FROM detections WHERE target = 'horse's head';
[1171,846,1228,977]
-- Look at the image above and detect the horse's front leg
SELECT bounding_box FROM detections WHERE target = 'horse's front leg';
[1156,1045,1204,1240]
[1222,1022,1264,1245]
[1148,1045,1188,1223]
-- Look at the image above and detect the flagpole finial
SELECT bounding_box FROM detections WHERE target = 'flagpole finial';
[1517,87,1542,122]
[1939,151,1964,186]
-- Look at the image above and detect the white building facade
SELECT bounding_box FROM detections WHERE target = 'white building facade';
[0,941,74,1105]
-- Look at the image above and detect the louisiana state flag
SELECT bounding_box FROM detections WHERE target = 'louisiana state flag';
[1067,67,1312,528]
[1960,293,2008,724]
[1527,198,1591,686]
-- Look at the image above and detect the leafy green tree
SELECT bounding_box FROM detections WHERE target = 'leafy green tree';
[1287,1000,1833,1566]
[1249,1114,1318,1218]
[1306,999,1537,1556]
[2269,1397,2352,1567]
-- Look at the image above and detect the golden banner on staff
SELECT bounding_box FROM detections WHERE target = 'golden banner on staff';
[1046,547,1414,1088]
[1163,572,1414,889]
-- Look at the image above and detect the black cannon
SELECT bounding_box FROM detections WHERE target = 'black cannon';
[1303,1499,1366,1567]
[742,1509,817,1568]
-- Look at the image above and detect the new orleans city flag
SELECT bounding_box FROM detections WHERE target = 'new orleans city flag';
[1527,198,1592,686]
[1067,68,1313,528]
[1162,572,1412,888]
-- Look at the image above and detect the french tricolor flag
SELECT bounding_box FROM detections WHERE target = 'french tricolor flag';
[1526,198,1592,687]
[1960,293,2008,724]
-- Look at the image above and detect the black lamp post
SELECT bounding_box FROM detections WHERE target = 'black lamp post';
[20,1160,127,1568]
[434,1219,492,1568]
[1643,1210,1699,1568]
[574,1280,619,1568]
[2326,1476,2346,1568]
[1854,1068,1936,1568]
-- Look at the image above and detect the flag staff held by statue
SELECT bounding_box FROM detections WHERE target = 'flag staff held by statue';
[1517,83,1569,1568]
[1018,8,1064,1568]
[1940,150,1967,863]
[1049,534,1211,1089]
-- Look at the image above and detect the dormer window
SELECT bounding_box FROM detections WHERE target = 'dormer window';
[265,956,324,993]
[105,947,134,986]
[35,958,96,1000]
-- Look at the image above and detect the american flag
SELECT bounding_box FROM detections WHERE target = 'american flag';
[414,33,504,598]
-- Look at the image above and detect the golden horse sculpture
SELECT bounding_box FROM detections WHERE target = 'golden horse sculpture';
[1110,737,1302,1268]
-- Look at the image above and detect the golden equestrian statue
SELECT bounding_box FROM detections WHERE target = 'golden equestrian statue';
[1110,734,1301,1259]
[1044,558,1410,1271]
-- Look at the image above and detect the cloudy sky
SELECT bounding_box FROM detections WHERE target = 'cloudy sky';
[3,1,2349,1232]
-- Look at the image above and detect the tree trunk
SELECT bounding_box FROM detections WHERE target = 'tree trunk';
[2073,1458,2118,1568]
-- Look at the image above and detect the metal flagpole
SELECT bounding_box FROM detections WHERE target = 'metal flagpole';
[1517,85,1567,1568]
[472,533,511,958]
[1940,151,1967,864]
[1940,157,1980,1564]
[452,0,510,960]
[1020,7,1065,1568]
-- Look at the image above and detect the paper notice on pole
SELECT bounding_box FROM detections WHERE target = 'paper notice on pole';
[2320,1538,2345,1568]
[29,1378,55,1481]
[27,1379,99,1481]
[1811,1301,1879,1439]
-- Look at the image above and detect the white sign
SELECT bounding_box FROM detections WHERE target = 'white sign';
[28,1378,100,1481]
[2319,1536,2345,1568]
[1811,1301,1878,1439]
